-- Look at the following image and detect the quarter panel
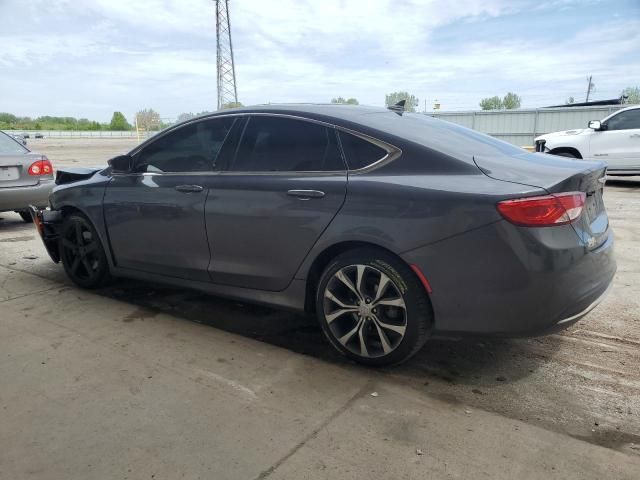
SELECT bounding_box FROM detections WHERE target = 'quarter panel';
[402,219,616,335]
[294,171,544,280]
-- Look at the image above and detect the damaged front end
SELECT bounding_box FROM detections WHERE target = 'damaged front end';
[29,205,62,263]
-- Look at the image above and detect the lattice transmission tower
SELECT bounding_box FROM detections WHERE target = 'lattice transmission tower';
[215,0,238,110]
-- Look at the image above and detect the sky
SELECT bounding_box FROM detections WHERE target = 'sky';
[0,0,639,122]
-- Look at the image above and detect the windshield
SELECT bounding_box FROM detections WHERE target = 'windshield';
[0,132,28,154]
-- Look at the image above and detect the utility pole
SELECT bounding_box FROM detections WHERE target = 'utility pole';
[215,0,238,110]
[585,75,594,103]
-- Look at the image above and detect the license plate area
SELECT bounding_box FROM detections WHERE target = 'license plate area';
[583,187,608,247]
[585,192,601,223]
[0,166,20,181]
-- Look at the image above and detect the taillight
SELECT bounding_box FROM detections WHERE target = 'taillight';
[27,158,53,176]
[497,191,586,227]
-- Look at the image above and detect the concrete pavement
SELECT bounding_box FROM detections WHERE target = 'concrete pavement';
[1,263,639,479]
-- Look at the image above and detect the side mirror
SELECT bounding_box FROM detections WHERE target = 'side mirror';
[588,120,603,131]
[108,154,133,173]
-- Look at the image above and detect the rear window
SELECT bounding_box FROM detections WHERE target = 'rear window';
[0,132,28,154]
[338,132,387,170]
[355,112,525,163]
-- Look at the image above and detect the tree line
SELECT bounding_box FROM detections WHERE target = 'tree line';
[3,87,638,132]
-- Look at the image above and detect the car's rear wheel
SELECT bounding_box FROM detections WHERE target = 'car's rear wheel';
[17,210,33,223]
[59,213,111,289]
[316,249,432,366]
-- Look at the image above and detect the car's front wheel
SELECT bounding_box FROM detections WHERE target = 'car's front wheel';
[59,213,111,289]
[316,249,432,366]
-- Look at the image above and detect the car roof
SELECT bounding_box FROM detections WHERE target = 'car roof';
[192,103,525,164]
[200,103,391,121]
[601,104,640,122]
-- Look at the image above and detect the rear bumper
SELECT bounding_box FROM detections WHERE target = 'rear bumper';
[0,180,54,212]
[540,280,613,335]
[401,220,616,337]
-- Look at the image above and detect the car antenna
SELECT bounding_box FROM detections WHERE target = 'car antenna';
[387,100,406,115]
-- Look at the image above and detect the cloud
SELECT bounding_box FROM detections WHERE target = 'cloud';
[0,0,637,120]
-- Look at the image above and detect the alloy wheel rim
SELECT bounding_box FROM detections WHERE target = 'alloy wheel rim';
[61,220,101,281]
[323,264,407,358]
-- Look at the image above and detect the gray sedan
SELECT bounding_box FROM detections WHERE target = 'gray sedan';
[31,104,615,366]
[0,131,54,222]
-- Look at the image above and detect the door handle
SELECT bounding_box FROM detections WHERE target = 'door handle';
[287,189,325,199]
[175,184,204,193]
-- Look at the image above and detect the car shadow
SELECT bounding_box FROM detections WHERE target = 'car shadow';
[95,278,555,386]
[606,177,640,189]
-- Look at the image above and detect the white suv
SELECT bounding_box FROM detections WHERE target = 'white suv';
[534,105,640,175]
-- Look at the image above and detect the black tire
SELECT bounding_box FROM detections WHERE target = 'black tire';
[316,248,432,366]
[59,213,111,289]
[17,211,33,223]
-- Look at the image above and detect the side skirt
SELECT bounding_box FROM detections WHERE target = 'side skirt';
[110,266,308,313]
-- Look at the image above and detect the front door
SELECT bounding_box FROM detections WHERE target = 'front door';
[206,115,348,291]
[589,108,640,169]
[104,116,236,281]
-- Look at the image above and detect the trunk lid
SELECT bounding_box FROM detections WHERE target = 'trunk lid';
[0,153,45,188]
[475,151,608,249]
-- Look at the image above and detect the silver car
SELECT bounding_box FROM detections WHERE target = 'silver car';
[0,131,54,222]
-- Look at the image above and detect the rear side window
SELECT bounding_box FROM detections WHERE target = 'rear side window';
[231,116,344,172]
[0,132,28,154]
[136,117,235,173]
[338,132,387,170]
[606,109,640,131]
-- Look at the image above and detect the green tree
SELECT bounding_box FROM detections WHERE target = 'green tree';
[221,101,244,110]
[385,91,419,112]
[502,92,521,109]
[135,108,161,131]
[331,97,359,105]
[177,112,195,123]
[480,96,504,110]
[621,86,640,104]
[109,111,131,130]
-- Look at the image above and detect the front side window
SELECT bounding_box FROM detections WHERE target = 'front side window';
[338,131,388,170]
[230,116,344,172]
[606,109,640,131]
[0,132,28,155]
[135,117,235,173]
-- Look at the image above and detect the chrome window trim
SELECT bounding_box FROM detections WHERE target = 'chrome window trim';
[126,112,402,176]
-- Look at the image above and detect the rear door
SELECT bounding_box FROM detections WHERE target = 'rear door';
[206,115,347,291]
[589,109,640,169]
[103,117,235,281]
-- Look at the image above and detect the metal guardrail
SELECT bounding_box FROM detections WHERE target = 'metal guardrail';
[1,130,160,138]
